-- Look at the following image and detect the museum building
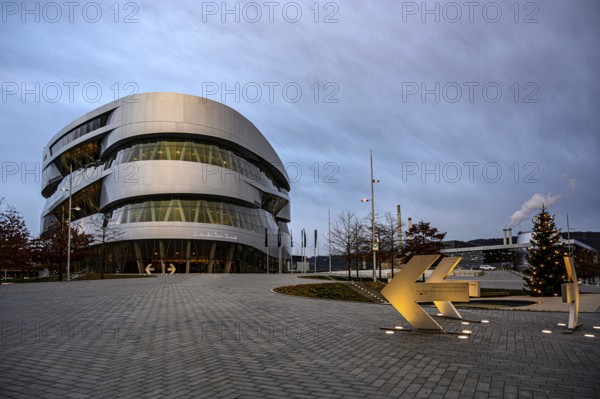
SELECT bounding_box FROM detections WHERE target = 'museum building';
[40,92,291,273]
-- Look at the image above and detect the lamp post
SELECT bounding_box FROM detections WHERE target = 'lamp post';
[361,150,380,282]
[60,165,81,282]
[328,208,332,274]
[566,214,575,256]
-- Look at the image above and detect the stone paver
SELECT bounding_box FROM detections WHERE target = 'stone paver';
[0,275,599,398]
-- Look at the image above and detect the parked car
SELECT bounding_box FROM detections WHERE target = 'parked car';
[480,265,497,271]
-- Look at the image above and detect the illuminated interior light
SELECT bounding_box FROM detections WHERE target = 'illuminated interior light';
[457,335,469,339]
[385,331,395,335]
[542,330,552,334]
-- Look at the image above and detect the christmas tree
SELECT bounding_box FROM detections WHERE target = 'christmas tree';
[524,206,568,296]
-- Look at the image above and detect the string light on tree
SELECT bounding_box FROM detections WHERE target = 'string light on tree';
[524,205,567,297]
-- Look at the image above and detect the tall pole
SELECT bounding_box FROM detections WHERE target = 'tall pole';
[397,205,402,252]
[567,214,572,256]
[67,164,72,283]
[265,228,269,274]
[313,229,317,274]
[395,204,401,278]
[370,150,376,282]
[278,228,282,274]
[300,229,306,274]
[377,229,381,280]
[328,208,332,274]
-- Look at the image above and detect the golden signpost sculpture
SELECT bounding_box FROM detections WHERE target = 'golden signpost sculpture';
[562,256,580,330]
[427,257,480,319]
[381,255,471,331]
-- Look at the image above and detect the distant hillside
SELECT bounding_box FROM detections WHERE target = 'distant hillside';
[467,231,599,250]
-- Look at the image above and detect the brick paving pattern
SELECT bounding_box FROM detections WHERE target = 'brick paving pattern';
[1,275,598,398]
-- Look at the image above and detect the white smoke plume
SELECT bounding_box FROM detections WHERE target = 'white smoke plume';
[509,193,561,227]
[561,173,577,192]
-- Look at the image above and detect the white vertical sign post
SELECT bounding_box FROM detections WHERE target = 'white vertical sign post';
[562,256,580,330]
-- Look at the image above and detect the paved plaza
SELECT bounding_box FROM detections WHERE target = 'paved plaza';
[1,275,599,399]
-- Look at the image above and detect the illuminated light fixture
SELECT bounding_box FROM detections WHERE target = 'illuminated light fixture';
[437,313,443,317]
[584,334,595,338]
[385,331,395,335]
[557,323,566,327]
[462,330,472,334]
[481,320,490,323]
[593,326,600,330]
[461,322,470,325]
[394,326,403,330]
[542,330,552,334]
[457,335,469,339]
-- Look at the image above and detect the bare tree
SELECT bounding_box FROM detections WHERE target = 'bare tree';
[356,214,372,278]
[376,212,399,278]
[331,210,360,279]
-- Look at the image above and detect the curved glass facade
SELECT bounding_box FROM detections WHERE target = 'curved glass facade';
[99,239,274,274]
[111,198,279,233]
[50,111,111,155]
[108,138,288,194]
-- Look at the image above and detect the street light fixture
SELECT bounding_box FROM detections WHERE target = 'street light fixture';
[60,165,80,282]
[360,150,379,282]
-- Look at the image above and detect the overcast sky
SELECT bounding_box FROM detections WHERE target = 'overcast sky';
[1,1,599,251]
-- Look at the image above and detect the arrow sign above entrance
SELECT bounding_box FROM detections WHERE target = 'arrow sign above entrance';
[145,264,154,276]
[168,263,176,275]
[381,255,470,331]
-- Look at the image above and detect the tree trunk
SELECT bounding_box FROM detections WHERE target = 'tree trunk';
[347,256,351,280]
